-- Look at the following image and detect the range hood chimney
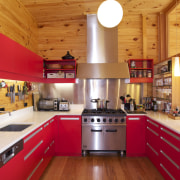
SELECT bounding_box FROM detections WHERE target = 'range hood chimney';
[77,14,130,79]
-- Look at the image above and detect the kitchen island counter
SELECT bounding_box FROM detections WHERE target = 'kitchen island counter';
[0,105,84,153]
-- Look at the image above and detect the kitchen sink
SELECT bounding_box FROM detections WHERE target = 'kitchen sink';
[0,124,32,132]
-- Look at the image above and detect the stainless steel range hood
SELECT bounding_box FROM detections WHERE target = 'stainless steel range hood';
[77,14,130,79]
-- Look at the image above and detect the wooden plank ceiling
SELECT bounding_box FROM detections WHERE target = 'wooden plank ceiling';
[21,0,173,25]
[20,0,174,62]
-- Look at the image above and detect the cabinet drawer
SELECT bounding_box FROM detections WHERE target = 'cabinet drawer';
[23,126,43,150]
[146,125,160,151]
[146,142,160,170]
[23,140,44,179]
[160,135,180,165]
[160,126,180,148]
[159,163,177,180]
[146,118,159,132]
[160,150,180,180]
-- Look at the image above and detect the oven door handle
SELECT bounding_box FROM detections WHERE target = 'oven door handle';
[106,129,117,132]
[91,129,102,132]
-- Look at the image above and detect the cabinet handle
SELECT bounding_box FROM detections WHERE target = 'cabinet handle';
[24,140,43,161]
[160,136,180,152]
[24,127,43,144]
[91,129,102,132]
[27,158,44,180]
[44,122,49,128]
[128,118,140,120]
[50,140,55,146]
[147,126,159,136]
[50,119,54,123]
[44,146,50,154]
[160,150,180,169]
[106,129,117,132]
[160,127,180,141]
[146,142,159,156]
[147,119,159,128]
[160,163,175,180]
[60,117,79,120]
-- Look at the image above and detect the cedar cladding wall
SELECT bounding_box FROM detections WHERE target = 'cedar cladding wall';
[0,0,38,54]
[38,14,159,64]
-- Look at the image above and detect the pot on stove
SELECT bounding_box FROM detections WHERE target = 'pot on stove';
[91,98,110,110]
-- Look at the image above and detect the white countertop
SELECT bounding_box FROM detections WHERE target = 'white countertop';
[0,104,84,153]
[1,106,180,154]
[126,110,180,134]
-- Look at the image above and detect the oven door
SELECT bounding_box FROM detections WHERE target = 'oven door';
[82,124,126,151]
[82,124,104,150]
[103,125,126,150]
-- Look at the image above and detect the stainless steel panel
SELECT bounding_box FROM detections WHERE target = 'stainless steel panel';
[87,14,118,63]
[82,124,126,151]
[38,79,142,109]
[76,63,130,79]
[82,125,104,150]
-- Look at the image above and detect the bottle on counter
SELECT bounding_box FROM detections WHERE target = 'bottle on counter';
[130,101,134,112]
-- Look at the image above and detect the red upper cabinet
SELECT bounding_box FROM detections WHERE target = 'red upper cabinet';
[128,59,153,83]
[0,33,43,82]
[43,59,76,83]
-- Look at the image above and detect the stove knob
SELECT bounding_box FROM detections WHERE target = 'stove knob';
[103,118,106,122]
[109,119,112,123]
[121,118,125,123]
[115,119,118,123]
[97,118,100,122]
[84,118,87,122]
[91,118,94,122]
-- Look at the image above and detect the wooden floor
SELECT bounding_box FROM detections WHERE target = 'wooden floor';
[40,155,164,180]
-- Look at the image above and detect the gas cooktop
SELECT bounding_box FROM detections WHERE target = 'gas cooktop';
[82,108,126,116]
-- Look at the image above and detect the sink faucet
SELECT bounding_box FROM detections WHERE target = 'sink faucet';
[0,111,11,116]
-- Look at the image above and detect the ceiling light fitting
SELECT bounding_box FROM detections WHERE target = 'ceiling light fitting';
[97,0,123,28]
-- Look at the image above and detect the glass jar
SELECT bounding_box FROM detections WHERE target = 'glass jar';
[138,70,142,78]
[131,61,136,68]
[143,70,147,77]
[147,70,152,78]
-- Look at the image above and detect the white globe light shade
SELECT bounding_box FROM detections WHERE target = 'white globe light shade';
[97,0,123,28]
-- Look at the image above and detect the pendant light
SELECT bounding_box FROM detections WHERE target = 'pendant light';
[174,0,180,76]
[97,0,123,28]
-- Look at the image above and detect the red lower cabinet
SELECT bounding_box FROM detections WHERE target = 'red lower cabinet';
[146,118,160,169]
[0,148,24,180]
[159,125,180,180]
[126,115,146,156]
[55,115,81,156]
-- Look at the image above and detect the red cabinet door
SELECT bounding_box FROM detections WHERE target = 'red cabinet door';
[0,33,43,81]
[56,115,81,156]
[126,115,146,156]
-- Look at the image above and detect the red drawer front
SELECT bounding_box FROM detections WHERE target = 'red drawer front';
[146,125,160,151]
[23,140,44,179]
[146,142,160,170]
[160,150,180,180]
[23,125,44,151]
[159,162,179,180]
[160,126,180,148]
[146,118,159,132]
[160,135,180,165]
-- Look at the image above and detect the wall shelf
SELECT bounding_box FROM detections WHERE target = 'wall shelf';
[128,59,153,83]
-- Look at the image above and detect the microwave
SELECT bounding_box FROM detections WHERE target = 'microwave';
[38,98,58,111]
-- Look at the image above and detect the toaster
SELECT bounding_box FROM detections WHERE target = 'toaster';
[59,101,70,111]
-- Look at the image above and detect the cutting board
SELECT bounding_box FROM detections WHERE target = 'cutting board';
[168,114,180,120]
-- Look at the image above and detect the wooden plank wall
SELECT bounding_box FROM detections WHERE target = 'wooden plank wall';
[0,80,39,112]
[167,3,180,57]
[0,0,38,53]
[38,14,159,64]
